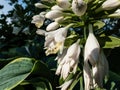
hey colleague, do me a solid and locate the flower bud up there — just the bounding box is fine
[57,0,71,9]
[45,10,63,20]
[72,0,87,16]
[51,5,63,11]
[102,0,120,10]
[46,22,59,31]
[34,3,48,8]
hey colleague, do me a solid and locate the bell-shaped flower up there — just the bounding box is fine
[56,39,80,79]
[37,24,73,56]
[92,50,109,88]
[34,2,48,8]
[31,12,46,28]
[102,0,120,10]
[83,24,100,89]
[57,79,73,90]
[45,10,63,20]
[46,22,59,31]
[56,0,71,9]
[83,24,109,89]
[72,0,87,16]
[84,24,100,66]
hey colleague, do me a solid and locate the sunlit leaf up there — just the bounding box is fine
[0,57,36,90]
[93,21,105,29]
[98,35,120,48]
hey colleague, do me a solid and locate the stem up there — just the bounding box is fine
[84,26,87,40]
[88,24,93,33]
[95,7,103,13]
[65,23,74,29]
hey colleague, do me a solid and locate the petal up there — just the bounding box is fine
[83,61,93,90]
[61,63,70,79]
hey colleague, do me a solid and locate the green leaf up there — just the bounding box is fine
[98,35,120,48]
[21,77,53,90]
[34,82,48,90]
[93,21,105,29]
[109,71,120,82]
[64,32,79,47]
[69,72,82,90]
[0,57,36,90]
[32,60,52,80]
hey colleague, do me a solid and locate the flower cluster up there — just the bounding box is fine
[31,0,120,89]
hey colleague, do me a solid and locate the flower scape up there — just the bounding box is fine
[31,0,120,90]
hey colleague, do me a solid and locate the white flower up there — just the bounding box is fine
[45,26,68,55]
[72,0,87,16]
[92,50,109,88]
[34,3,48,8]
[51,5,63,11]
[45,10,63,20]
[102,0,120,10]
[31,12,46,28]
[84,24,100,66]
[37,24,73,55]
[56,39,80,79]
[46,22,59,31]
[57,79,73,90]
[83,24,109,89]
[56,0,71,9]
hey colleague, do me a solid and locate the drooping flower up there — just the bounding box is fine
[56,39,80,79]
[72,0,87,16]
[31,12,46,28]
[84,24,100,66]
[92,50,109,88]
[83,24,100,90]
[56,0,71,9]
[102,0,120,10]
[83,24,109,90]
[36,24,73,55]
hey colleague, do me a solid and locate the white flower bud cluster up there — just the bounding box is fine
[31,0,112,90]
